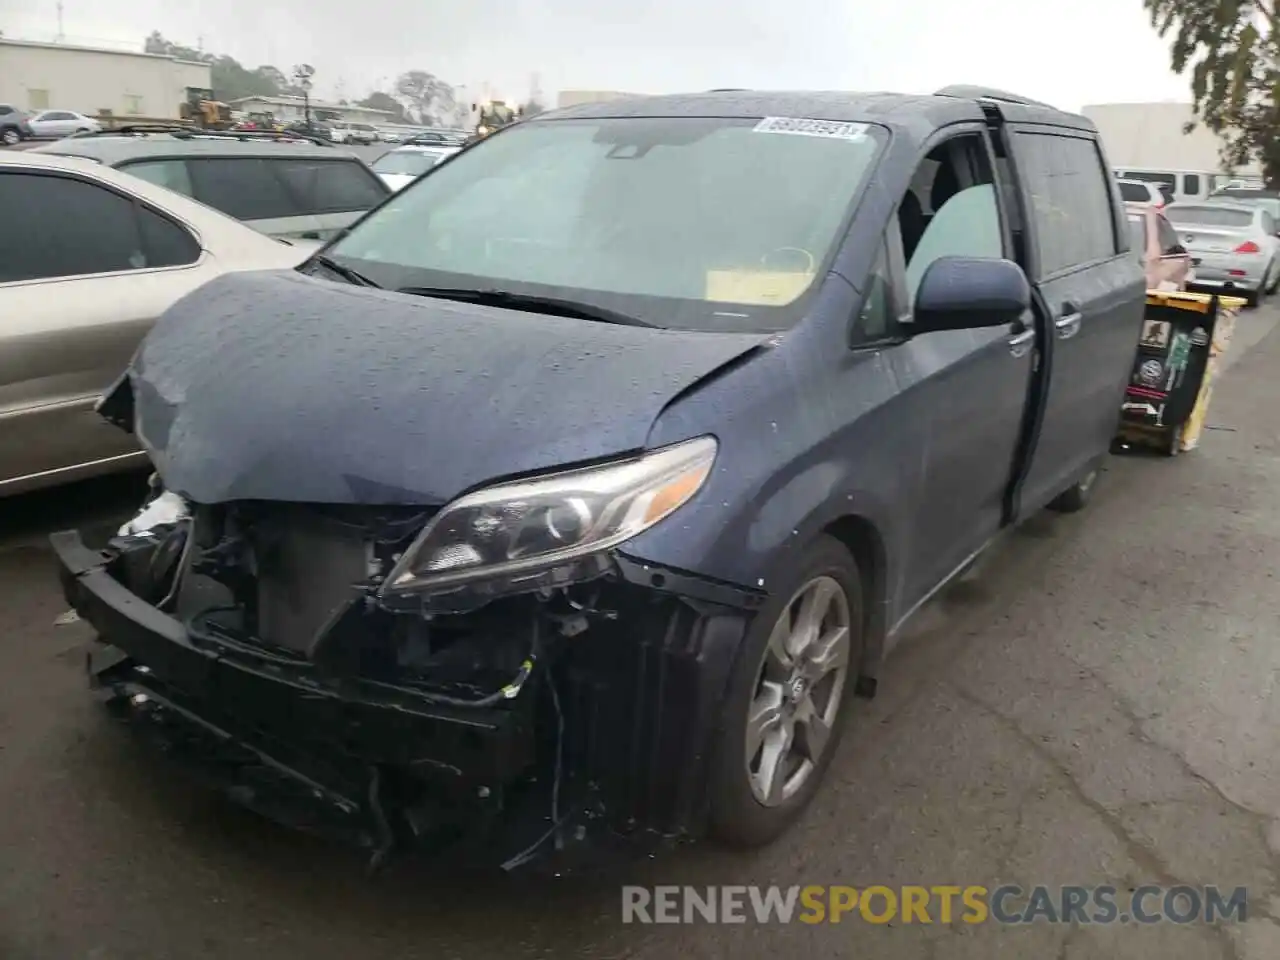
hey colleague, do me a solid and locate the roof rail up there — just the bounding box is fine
[76,125,333,147]
[69,123,192,138]
[933,85,1058,111]
[167,128,334,147]
[707,88,749,92]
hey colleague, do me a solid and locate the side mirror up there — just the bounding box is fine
[911,257,1031,334]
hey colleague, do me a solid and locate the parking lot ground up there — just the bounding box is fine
[4,306,1280,959]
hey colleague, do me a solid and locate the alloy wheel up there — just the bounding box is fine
[745,575,852,806]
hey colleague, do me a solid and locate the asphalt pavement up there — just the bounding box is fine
[5,306,1280,959]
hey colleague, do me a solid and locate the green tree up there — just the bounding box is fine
[142,32,293,103]
[395,70,457,125]
[1143,0,1280,185]
[358,91,408,123]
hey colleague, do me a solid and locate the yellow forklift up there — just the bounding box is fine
[179,88,234,130]
[472,99,522,139]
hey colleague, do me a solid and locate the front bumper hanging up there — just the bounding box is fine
[51,528,755,872]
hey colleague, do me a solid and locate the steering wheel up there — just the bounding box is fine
[760,247,816,273]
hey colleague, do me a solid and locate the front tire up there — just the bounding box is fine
[0,127,20,146]
[707,535,864,848]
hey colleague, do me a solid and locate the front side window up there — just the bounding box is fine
[327,116,888,332]
[0,172,195,282]
[1017,133,1117,276]
[905,185,1003,301]
[854,240,895,343]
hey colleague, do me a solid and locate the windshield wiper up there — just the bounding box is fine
[305,254,380,288]
[397,286,656,327]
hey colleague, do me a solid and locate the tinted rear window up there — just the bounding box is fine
[1165,206,1253,228]
[187,158,296,220]
[182,157,386,220]
[1119,181,1152,202]
[272,159,388,213]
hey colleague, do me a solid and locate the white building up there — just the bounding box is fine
[1083,102,1260,175]
[0,38,211,119]
[227,95,394,126]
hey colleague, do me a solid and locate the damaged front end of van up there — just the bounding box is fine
[51,272,772,873]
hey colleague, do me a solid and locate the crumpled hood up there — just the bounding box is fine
[125,270,768,505]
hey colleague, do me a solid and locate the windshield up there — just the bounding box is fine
[1165,205,1253,228]
[373,151,443,176]
[327,115,887,332]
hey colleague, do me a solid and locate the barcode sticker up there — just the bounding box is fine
[753,117,870,141]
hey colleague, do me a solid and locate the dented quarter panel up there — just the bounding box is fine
[126,270,769,504]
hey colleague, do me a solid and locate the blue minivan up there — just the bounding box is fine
[54,85,1145,869]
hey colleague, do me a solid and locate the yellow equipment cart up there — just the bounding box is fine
[1116,290,1245,456]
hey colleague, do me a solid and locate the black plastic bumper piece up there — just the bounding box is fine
[52,529,538,858]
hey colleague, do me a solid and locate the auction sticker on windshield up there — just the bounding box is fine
[753,117,870,141]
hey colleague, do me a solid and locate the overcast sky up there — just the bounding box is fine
[4,0,1189,108]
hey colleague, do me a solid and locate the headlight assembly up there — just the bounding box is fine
[380,435,717,597]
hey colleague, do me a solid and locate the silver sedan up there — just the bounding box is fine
[1164,200,1280,305]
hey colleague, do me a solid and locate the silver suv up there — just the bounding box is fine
[30,128,391,242]
[0,104,33,146]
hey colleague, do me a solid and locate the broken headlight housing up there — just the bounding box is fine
[380,436,717,597]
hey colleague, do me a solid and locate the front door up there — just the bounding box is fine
[887,131,1038,607]
[1006,126,1146,515]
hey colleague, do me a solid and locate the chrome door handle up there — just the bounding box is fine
[1008,328,1035,357]
[1055,312,1083,339]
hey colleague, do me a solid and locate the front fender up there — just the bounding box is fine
[623,285,915,672]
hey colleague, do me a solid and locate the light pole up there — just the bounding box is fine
[293,63,316,124]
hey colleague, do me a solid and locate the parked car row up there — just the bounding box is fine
[45,86,1154,873]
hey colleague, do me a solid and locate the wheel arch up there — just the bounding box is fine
[821,513,890,697]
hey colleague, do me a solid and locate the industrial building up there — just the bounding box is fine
[0,38,211,120]
[227,95,394,126]
[1082,101,1260,176]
